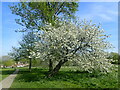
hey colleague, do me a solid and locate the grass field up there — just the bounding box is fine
[0,68,15,81]
[10,65,118,88]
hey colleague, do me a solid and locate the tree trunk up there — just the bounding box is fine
[47,60,67,77]
[49,59,53,72]
[29,58,32,72]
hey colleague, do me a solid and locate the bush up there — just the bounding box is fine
[107,52,119,64]
[2,60,15,67]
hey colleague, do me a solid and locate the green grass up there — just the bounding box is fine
[0,68,15,81]
[11,66,118,88]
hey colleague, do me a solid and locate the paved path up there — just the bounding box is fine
[0,69,19,89]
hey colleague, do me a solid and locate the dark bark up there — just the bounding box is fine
[47,59,67,77]
[49,59,53,72]
[29,58,32,72]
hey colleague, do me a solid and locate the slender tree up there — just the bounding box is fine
[9,32,39,71]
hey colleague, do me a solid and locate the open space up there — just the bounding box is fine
[10,65,118,88]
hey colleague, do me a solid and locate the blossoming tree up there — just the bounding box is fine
[36,20,113,77]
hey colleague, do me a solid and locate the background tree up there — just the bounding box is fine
[2,60,15,67]
[9,2,78,31]
[9,31,39,71]
[36,20,113,77]
[32,59,42,67]
[9,47,22,62]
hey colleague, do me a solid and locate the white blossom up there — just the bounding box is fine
[35,20,113,73]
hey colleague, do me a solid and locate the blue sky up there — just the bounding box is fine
[1,2,118,56]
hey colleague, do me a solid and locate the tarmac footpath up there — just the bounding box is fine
[0,69,19,90]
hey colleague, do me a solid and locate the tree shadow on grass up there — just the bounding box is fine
[17,68,102,83]
[17,68,48,82]
[18,70,30,74]
[2,69,15,75]
[13,68,118,88]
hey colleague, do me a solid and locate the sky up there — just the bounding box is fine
[1,2,118,56]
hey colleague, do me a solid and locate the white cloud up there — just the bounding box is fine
[92,4,117,21]
[77,2,118,22]
[98,14,113,21]
[107,10,118,16]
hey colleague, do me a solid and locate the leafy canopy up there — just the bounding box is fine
[9,32,39,60]
[9,2,78,31]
